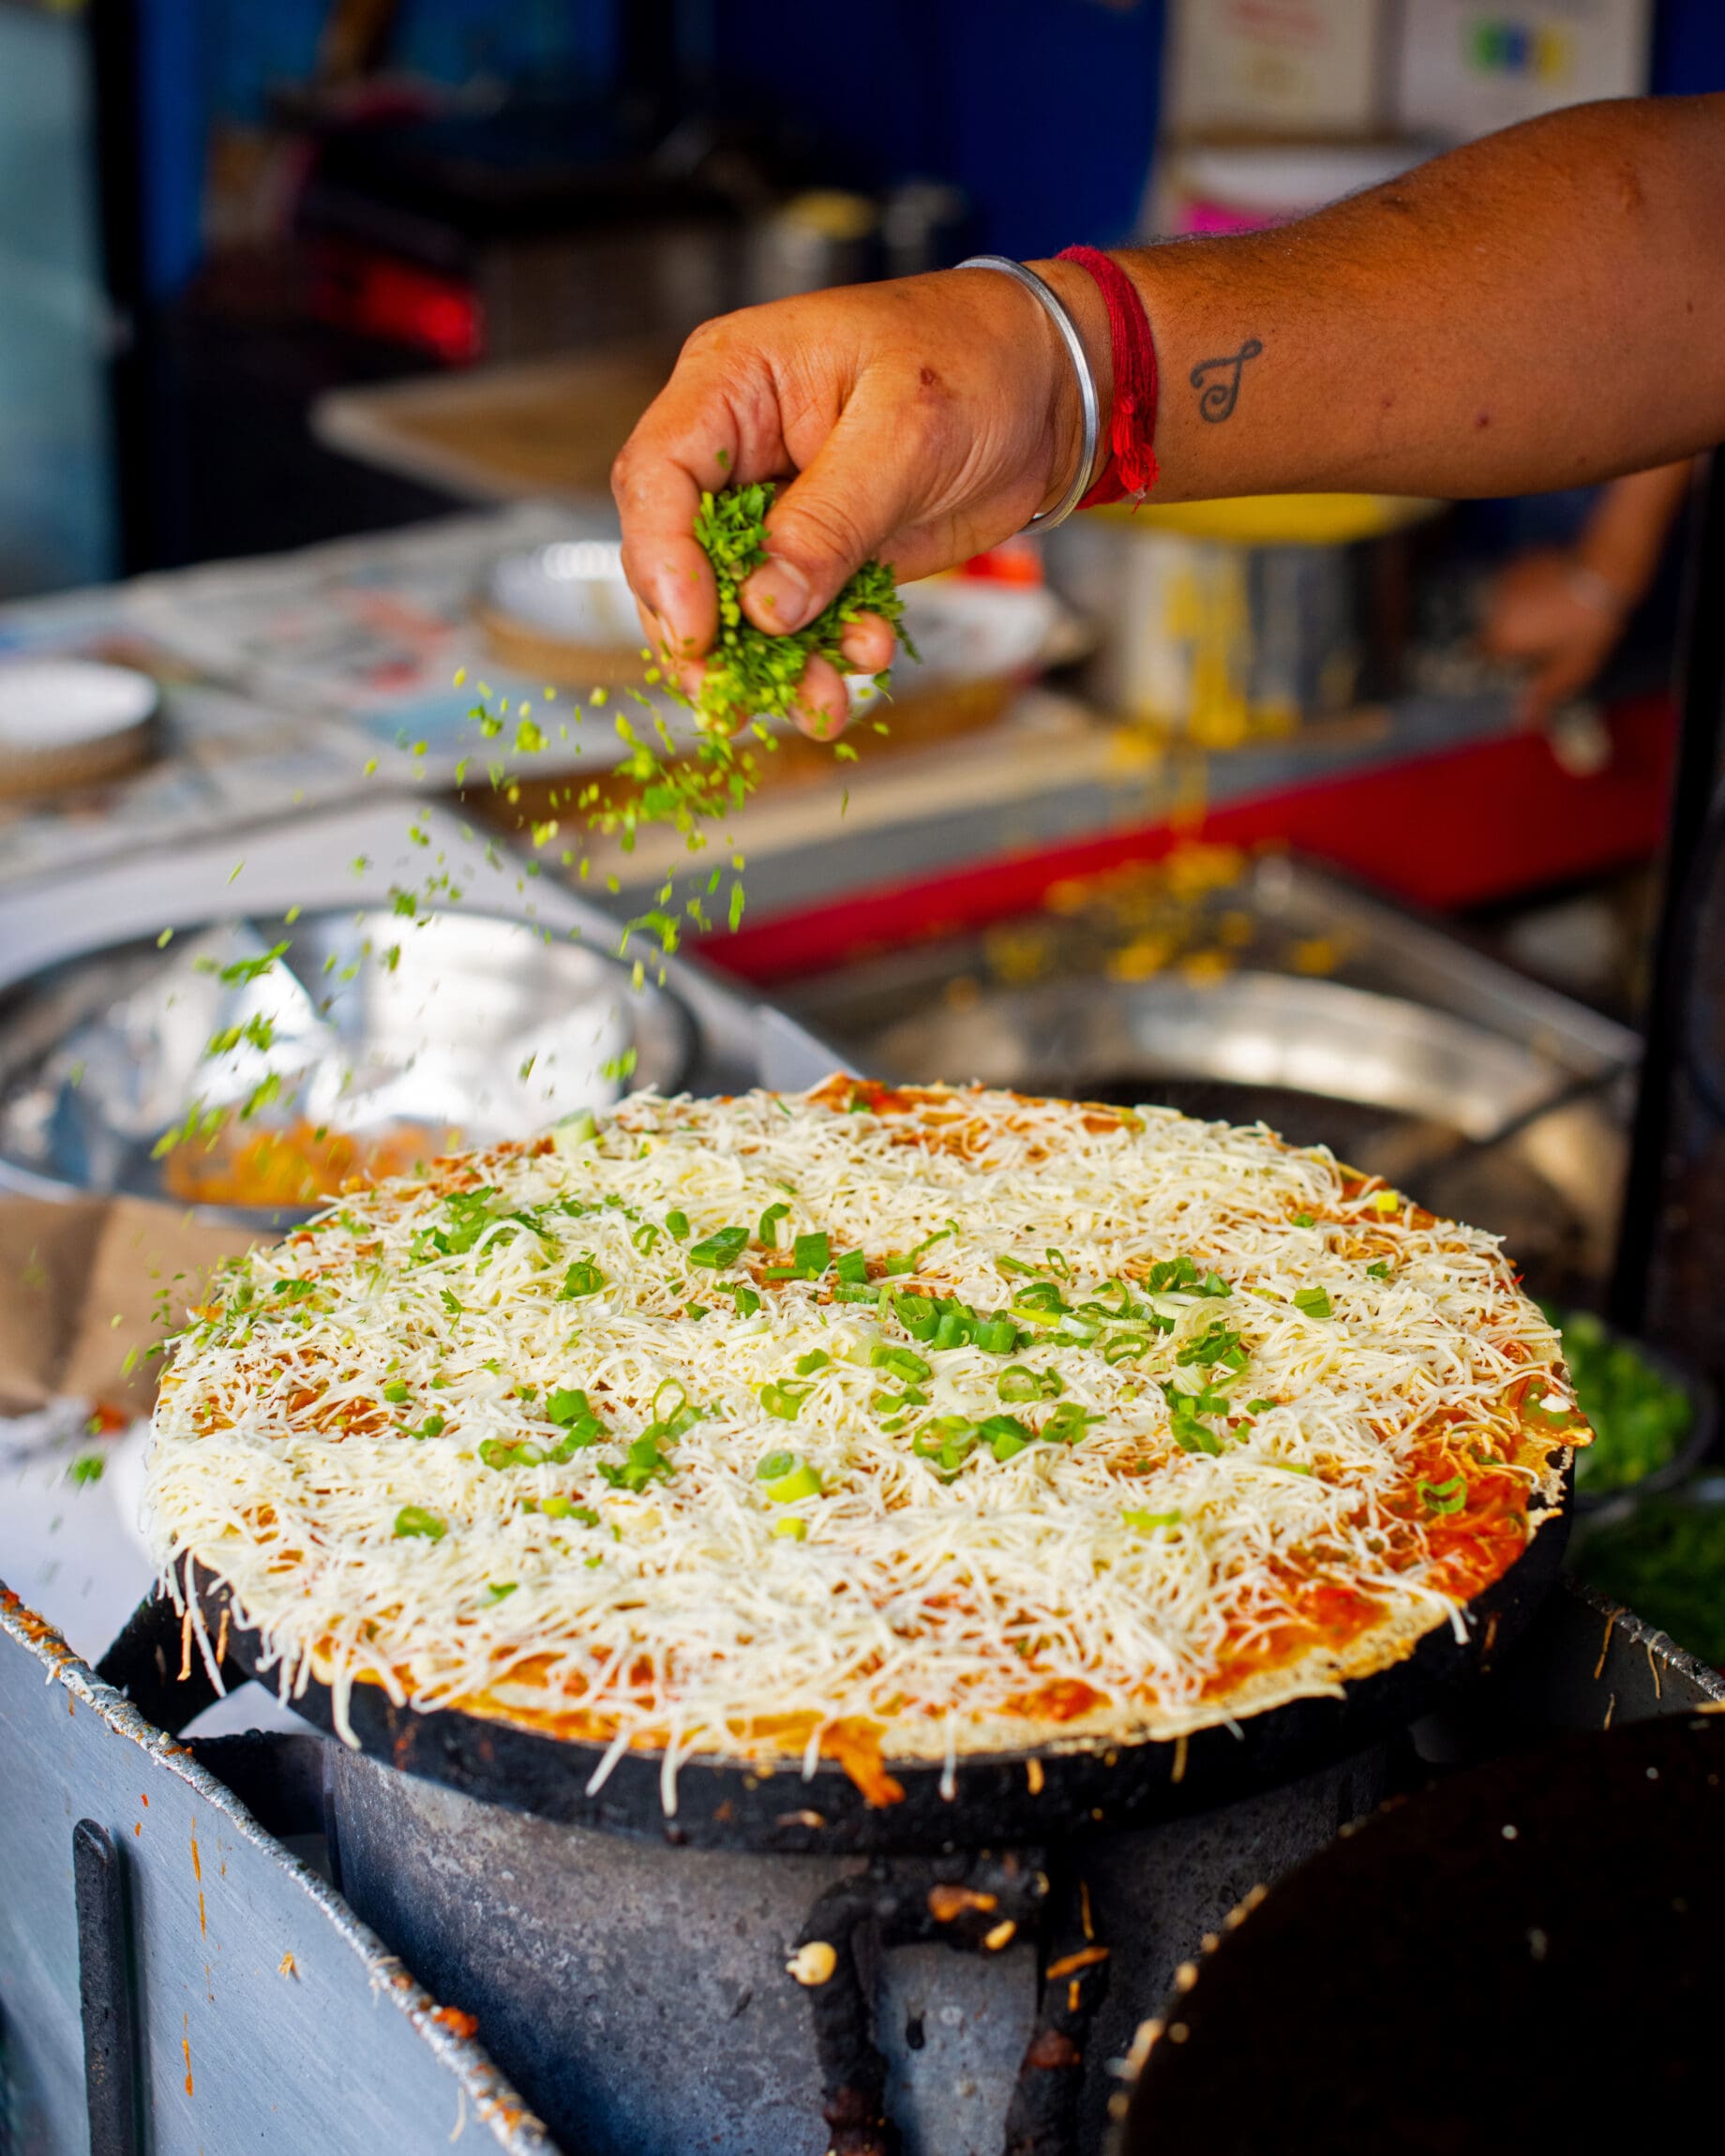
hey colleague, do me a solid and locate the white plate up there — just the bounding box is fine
[0,659,160,751]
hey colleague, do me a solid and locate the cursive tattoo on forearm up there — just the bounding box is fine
[1190,338,1264,423]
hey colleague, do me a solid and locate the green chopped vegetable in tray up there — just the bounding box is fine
[693,481,915,726]
[1542,1305,1694,1494]
[1571,1496,1725,1669]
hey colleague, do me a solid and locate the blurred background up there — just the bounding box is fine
[6,0,1725,1654]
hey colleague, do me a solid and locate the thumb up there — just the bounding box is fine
[739,389,930,634]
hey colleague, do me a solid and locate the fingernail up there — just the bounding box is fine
[743,556,813,633]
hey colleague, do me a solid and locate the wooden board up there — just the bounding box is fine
[311,343,676,503]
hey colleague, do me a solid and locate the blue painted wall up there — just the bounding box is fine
[1652,0,1725,93]
[713,0,1165,259]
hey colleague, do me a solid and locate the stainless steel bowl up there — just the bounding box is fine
[864,968,1627,1301]
[0,908,692,1225]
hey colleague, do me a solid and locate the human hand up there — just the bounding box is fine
[611,266,1102,737]
[1478,547,1628,726]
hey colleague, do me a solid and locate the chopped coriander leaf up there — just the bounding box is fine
[691,481,913,726]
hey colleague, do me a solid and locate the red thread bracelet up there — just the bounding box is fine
[1056,245,1159,508]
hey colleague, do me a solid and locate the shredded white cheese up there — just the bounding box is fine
[144,1082,1575,1782]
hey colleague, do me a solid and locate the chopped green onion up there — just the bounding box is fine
[1101,1329,1154,1367]
[756,1449,797,1482]
[728,1284,762,1316]
[908,1223,956,1266]
[834,1248,870,1286]
[1293,1212,1314,1228]
[1366,1260,1391,1280]
[1042,1401,1101,1446]
[394,1505,445,1540]
[382,1380,409,1404]
[998,1364,1064,1402]
[871,1342,933,1383]
[759,1380,813,1421]
[1294,1287,1332,1321]
[599,1434,676,1492]
[773,1517,809,1540]
[791,1230,830,1277]
[1176,1323,1248,1370]
[795,1349,832,1377]
[931,1307,975,1352]
[1419,1476,1466,1516]
[486,1581,518,1601]
[665,1209,690,1239]
[1122,1508,1182,1532]
[632,1223,661,1255]
[541,1496,600,1525]
[559,1258,606,1299]
[688,1225,748,1269]
[974,1315,1022,1355]
[758,1201,791,1247]
[911,1416,981,1476]
[1246,1398,1277,1415]
[894,1292,939,1340]
[761,1458,822,1504]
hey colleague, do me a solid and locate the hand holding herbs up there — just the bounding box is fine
[686,481,911,735]
[611,270,1091,731]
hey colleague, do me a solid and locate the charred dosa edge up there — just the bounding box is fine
[144,1080,1581,1821]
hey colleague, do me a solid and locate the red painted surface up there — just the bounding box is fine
[699,695,1676,986]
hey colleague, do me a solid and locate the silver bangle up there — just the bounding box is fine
[956,253,1102,532]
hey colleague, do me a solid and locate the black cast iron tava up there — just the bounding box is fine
[103,1476,1570,1857]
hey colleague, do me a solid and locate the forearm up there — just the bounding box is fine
[1575,459,1694,605]
[1034,97,1725,505]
